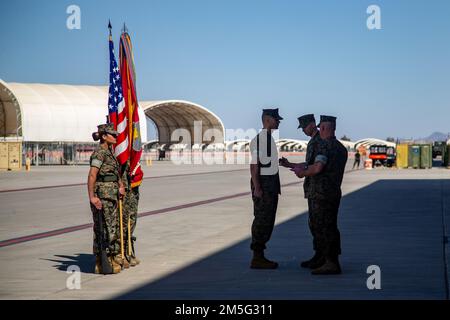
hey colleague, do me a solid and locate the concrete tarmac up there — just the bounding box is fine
[0,159,449,299]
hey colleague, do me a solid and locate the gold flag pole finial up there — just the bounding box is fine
[108,20,112,39]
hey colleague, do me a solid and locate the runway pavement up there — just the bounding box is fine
[0,159,449,299]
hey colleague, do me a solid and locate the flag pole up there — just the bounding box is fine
[107,20,112,124]
[119,198,125,260]
[128,217,132,256]
[108,20,112,38]
[109,19,125,262]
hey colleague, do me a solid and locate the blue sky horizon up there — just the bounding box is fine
[1,0,449,141]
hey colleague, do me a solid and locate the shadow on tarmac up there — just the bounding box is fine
[43,253,94,274]
[109,179,449,299]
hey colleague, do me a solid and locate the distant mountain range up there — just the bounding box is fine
[399,132,450,143]
[419,132,449,142]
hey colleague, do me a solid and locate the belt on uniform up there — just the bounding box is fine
[97,175,118,182]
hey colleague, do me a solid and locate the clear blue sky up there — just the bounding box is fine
[1,0,449,140]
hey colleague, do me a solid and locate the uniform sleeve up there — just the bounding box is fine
[90,151,105,169]
[314,140,329,165]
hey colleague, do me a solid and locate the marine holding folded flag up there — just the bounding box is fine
[87,22,143,274]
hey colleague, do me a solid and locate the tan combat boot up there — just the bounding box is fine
[110,256,122,274]
[128,255,140,267]
[122,256,130,269]
[250,250,278,269]
[94,256,102,274]
[311,257,341,275]
[115,254,130,269]
[300,252,325,269]
[113,255,123,265]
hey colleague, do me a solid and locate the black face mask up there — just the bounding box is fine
[104,132,117,138]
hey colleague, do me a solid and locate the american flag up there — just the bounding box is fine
[108,28,129,164]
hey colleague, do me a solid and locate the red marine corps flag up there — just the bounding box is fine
[119,24,144,188]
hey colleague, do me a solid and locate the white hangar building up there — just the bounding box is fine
[0,80,224,165]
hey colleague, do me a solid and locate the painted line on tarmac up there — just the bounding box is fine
[0,223,93,248]
[0,181,299,248]
[0,168,248,194]
[0,168,360,248]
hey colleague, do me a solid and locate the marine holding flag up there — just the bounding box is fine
[86,23,127,274]
[119,25,143,266]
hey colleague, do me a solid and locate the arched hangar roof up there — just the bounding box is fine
[0,82,225,146]
[0,80,148,143]
[276,139,308,150]
[224,139,251,151]
[354,138,396,149]
[140,100,225,145]
[339,140,356,150]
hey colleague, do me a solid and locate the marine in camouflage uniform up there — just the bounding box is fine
[280,114,324,268]
[121,160,141,266]
[88,123,124,274]
[294,115,348,274]
[249,108,283,269]
[299,114,324,268]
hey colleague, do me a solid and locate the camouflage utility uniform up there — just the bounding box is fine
[250,130,281,252]
[90,146,121,257]
[121,161,140,259]
[303,131,322,253]
[307,137,348,259]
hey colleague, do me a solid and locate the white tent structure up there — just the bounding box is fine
[276,139,308,152]
[339,140,356,150]
[225,138,310,153]
[354,138,396,150]
[0,80,224,164]
[0,80,148,143]
[225,139,250,152]
[140,100,224,146]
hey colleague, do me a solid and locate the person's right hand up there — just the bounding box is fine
[119,186,126,198]
[291,166,305,178]
[253,187,263,198]
[294,163,306,170]
[90,196,102,210]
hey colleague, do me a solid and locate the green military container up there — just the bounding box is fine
[419,144,432,169]
[440,144,446,166]
[445,145,450,168]
[409,145,421,169]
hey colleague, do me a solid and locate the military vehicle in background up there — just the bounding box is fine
[432,141,447,159]
[369,144,396,167]
[386,146,396,167]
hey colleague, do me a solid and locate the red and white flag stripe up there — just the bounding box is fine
[114,99,129,164]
